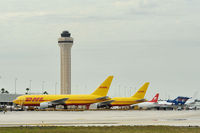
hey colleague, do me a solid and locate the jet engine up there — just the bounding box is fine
[40,102,53,109]
[97,103,111,109]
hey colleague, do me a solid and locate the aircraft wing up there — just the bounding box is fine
[96,96,110,100]
[99,100,115,105]
[135,99,146,102]
[50,98,69,105]
[39,98,69,109]
[97,100,115,108]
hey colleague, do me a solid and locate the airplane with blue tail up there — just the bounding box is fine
[167,96,190,106]
[154,96,190,110]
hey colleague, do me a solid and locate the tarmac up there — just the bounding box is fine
[0,110,200,127]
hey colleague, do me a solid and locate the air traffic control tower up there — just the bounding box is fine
[58,31,74,94]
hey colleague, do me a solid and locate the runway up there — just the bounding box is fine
[0,110,200,127]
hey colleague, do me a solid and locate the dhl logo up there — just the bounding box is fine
[25,97,45,102]
[138,91,144,93]
[99,86,107,88]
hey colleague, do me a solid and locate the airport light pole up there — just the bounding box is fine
[29,80,32,93]
[118,85,121,97]
[29,80,32,89]
[14,78,17,94]
[42,81,45,94]
[125,86,127,97]
[55,82,58,95]
[0,76,1,88]
[129,87,132,97]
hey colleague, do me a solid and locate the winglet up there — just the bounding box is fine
[131,82,149,99]
[148,93,159,102]
[91,76,113,96]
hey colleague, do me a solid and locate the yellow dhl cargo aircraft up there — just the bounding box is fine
[97,82,149,109]
[13,76,113,109]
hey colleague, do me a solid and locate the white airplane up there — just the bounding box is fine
[131,93,159,109]
[155,96,189,110]
[156,100,172,107]
[185,92,198,105]
[185,92,199,110]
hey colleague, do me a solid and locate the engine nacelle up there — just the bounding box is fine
[40,102,53,109]
[97,103,111,109]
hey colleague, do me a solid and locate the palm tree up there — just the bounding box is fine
[43,91,48,95]
[1,88,5,94]
[26,88,30,94]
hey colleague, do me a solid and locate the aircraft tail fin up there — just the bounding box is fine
[149,93,159,102]
[131,82,149,99]
[167,96,190,105]
[91,76,113,96]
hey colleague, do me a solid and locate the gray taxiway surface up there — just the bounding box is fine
[0,110,200,127]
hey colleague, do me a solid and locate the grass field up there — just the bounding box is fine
[0,126,200,133]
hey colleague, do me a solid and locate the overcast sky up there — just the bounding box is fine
[0,0,200,99]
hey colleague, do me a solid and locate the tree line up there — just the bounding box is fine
[1,88,48,94]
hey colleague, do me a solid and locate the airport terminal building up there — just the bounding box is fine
[0,94,22,106]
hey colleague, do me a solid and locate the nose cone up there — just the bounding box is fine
[13,99,19,105]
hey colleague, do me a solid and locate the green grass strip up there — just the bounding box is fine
[0,126,200,133]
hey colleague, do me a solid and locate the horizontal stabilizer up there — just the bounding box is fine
[135,99,146,102]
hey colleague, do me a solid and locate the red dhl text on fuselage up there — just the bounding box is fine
[21,95,102,105]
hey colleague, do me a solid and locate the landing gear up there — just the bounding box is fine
[86,105,90,110]
[97,104,111,109]
[105,105,111,109]
[21,106,25,111]
[64,105,68,109]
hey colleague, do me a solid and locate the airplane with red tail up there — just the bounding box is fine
[131,93,159,109]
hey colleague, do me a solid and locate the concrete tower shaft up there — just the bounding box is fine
[58,31,74,94]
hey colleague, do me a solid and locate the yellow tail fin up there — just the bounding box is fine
[91,76,114,96]
[132,82,149,99]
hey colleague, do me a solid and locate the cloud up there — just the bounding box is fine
[0,11,54,21]
[0,0,200,96]
[113,0,157,8]
[112,0,199,16]
[0,0,197,23]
